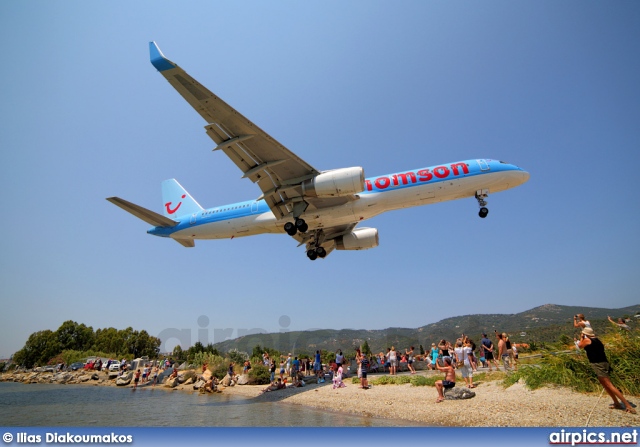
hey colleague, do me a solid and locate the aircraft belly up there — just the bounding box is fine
[171,212,279,240]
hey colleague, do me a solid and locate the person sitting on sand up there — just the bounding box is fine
[262,378,286,393]
[434,358,456,403]
[169,367,178,380]
[576,327,636,414]
[203,377,217,393]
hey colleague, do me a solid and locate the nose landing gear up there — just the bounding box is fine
[475,190,489,218]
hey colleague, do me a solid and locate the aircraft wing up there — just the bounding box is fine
[150,42,354,220]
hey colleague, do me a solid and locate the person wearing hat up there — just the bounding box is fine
[576,327,636,414]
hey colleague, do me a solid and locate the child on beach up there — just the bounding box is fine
[434,358,455,403]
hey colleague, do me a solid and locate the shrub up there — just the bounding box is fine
[504,330,640,395]
[409,375,434,386]
[247,364,271,385]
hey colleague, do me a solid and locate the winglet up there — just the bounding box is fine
[149,41,176,72]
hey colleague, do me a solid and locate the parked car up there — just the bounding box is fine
[68,362,85,371]
[108,362,121,372]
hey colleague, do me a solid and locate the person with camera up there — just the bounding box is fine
[573,313,591,329]
[576,327,636,414]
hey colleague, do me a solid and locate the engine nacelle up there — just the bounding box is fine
[335,228,379,250]
[301,167,365,198]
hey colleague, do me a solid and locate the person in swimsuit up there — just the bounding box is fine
[435,357,456,403]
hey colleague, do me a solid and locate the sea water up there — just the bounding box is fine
[0,382,416,427]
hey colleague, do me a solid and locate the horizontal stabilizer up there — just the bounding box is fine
[107,197,178,228]
[174,238,195,248]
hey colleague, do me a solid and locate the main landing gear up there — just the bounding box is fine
[475,190,489,219]
[283,220,327,261]
[306,246,326,261]
[284,218,308,236]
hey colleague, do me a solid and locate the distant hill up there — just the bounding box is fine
[212,304,639,356]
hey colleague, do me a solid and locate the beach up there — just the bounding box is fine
[3,369,637,427]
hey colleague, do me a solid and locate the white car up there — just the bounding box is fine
[108,363,121,372]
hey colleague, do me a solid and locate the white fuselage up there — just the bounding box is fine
[158,160,529,242]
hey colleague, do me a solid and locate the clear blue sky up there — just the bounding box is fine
[1,1,639,358]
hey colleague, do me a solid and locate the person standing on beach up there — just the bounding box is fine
[430,343,439,369]
[336,350,344,368]
[511,342,519,371]
[576,327,636,414]
[388,346,398,375]
[357,351,370,389]
[496,332,510,371]
[481,333,500,371]
[269,360,276,384]
[134,369,141,389]
[292,357,300,379]
[405,347,416,374]
[227,362,235,382]
[314,350,323,382]
[434,358,456,403]
[151,366,159,387]
[285,353,292,377]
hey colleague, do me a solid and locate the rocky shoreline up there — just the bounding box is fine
[2,370,637,426]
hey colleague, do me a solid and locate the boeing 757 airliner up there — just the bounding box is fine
[107,42,530,261]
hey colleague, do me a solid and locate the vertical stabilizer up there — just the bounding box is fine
[161,179,203,218]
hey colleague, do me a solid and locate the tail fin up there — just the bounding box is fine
[161,179,204,218]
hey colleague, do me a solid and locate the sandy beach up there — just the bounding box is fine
[4,368,637,427]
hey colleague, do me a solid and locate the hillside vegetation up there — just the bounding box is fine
[211,304,639,354]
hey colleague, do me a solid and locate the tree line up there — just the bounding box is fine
[12,320,161,368]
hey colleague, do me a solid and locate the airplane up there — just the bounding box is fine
[107,42,530,261]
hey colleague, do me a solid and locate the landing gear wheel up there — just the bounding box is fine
[295,218,308,233]
[284,222,297,236]
[479,207,489,218]
[307,249,318,261]
[315,246,327,258]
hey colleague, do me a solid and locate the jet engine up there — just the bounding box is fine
[301,167,365,198]
[335,227,379,250]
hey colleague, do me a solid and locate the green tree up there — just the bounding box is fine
[131,330,161,358]
[56,321,94,352]
[173,345,184,362]
[13,330,60,368]
[362,340,372,356]
[93,327,122,355]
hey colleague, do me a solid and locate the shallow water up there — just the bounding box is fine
[0,382,417,427]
